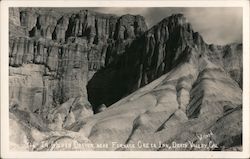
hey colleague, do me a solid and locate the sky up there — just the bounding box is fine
[89,7,242,45]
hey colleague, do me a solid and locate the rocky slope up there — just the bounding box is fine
[9,8,242,151]
[87,14,242,112]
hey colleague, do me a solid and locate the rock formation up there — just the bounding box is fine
[9,8,242,151]
[87,14,242,112]
[9,7,147,128]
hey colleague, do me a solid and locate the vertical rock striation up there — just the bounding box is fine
[9,8,148,129]
[9,8,242,151]
[87,14,242,112]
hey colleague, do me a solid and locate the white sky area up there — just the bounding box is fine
[89,7,242,45]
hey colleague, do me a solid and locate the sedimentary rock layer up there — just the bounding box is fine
[9,8,242,151]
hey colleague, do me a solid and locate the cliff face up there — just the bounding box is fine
[9,8,148,129]
[87,14,242,112]
[9,8,242,151]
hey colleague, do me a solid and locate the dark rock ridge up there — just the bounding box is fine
[87,14,242,112]
[9,8,147,129]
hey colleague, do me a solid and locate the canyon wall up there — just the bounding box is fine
[9,7,147,128]
[9,8,243,151]
[87,14,242,112]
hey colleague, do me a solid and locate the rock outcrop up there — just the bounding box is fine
[87,14,242,112]
[9,8,148,131]
[9,8,242,151]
